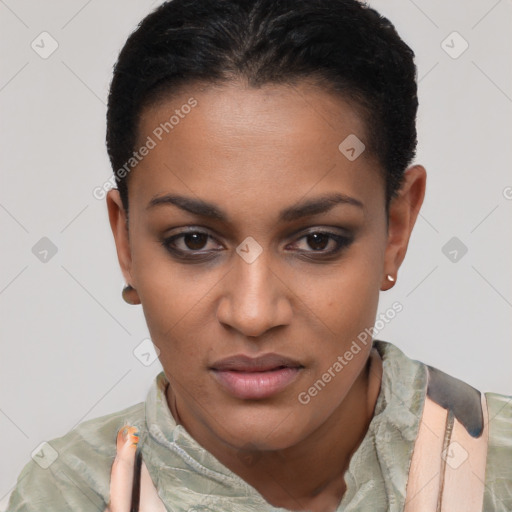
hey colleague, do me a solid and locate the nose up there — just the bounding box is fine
[216,247,293,339]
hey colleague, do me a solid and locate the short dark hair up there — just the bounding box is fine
[106,0,418,215]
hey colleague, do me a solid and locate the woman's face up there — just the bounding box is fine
[108,80,422,451]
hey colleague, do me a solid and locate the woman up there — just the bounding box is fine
[8,0,511,511]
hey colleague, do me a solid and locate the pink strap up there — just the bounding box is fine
[404,391,489,511]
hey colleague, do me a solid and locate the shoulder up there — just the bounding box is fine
[7,400,145,512]
[416,356,512,509]
[374,339,512,510]
[418,361,512,510]
[483,391,512,511]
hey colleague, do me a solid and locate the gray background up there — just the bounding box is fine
[1,0,511,507]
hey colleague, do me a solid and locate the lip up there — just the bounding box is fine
[210,353,304,400]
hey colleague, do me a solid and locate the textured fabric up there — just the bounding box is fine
[7,340,512,511]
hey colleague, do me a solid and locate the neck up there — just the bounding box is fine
[167,347,383,512]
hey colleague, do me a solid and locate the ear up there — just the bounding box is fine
[106,189,135,287]
[381,165,427,291]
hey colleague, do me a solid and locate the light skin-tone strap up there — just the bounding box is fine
[404,382,489,511]
[438,392,489,511]
[404,396,448,511]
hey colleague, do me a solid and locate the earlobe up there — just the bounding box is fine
[381,165,427,289]
[106,189,134,287]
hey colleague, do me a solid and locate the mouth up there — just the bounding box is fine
[209,353,304,400]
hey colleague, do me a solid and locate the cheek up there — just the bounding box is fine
[132,254,225,393]
[294,266,380,422]
[130,243,195,360]
[299,245,382,389]
[132,236,206,330]
[310,252,382,334]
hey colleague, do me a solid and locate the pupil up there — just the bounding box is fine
[185,233,207,250]
[308,233,328,251]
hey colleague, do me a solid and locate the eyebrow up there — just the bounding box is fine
[146,192,364,223]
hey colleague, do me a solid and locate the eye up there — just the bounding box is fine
[161,230,222,256]
[287,230,353,257]
[161,227,354,262]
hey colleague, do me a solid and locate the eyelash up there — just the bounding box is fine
[160,228,354,261]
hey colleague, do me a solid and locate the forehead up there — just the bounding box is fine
[137,80,369,152]
[129,81,384,220]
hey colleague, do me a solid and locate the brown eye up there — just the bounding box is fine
[161,228,353,263]
[305,233,330,251]
[182,232,209,250]
[161,229,223,260]
[287,230,354,258]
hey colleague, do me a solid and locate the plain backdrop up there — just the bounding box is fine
[1,0,511,507]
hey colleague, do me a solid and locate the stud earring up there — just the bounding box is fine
[122,284,140,305]
[381,273,396,291]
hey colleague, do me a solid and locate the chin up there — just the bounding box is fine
[211,403,314,451]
